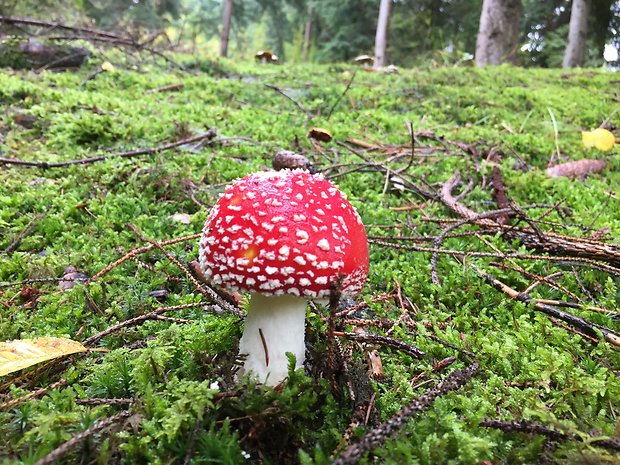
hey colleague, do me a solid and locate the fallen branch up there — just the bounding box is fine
[331,362,479,465]
[0,129,217,169]
[470,264,620,347]
[334,331,426,360]
[480,418,620,452]
[82,302,207,346]
[264,83,313,118]
[0,16,183,68]
[33,411,132,465]
[2,207,50,254]
[440,172,620,268]
[126,224,243,317]
[369,239,620,277]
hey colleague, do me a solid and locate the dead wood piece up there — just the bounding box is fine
[331,362,479,465]
[0,39,89,69]
[146,83,184,94]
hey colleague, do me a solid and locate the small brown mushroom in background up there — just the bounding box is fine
[59,267,89,291]
[353,54,374,68]
[382,64,399,74]
[255,50,279,64]
[272,150,319,174]
[13,111,38,129]
[307,127,332,143]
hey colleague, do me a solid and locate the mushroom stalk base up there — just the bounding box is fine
[237,293,307,386]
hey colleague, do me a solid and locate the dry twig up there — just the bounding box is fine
[32,411,132,465]
[480,418,620,452]
[471,264,620,347]
[0,130,216,169]
[331,362,479,465]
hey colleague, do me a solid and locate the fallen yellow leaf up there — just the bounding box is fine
[0,337,88,376]
[581,128,615,151]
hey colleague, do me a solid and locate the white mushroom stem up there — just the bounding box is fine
[237,293,307,386]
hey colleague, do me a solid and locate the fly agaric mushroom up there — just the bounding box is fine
[199,169,368,385]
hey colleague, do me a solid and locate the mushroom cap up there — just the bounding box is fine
[353,54,374,64]
[199,169,369,299]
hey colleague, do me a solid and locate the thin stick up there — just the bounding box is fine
[471,264,620,347]
[334,331,425,360]
[83,302,206,346]
[264,83,313,118]
[0,380,67,410]
[3,208,50,254]
[88,233,201,282]
[480,418,620,452]
[326,70,357,120]
[369,238,620,276]
[0,130,216,169]
[258,328,269,367]
[331,363,479,465]
[33,411,132,465]
[126,224,243,317]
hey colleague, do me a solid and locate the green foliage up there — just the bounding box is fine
[0,59,618,465]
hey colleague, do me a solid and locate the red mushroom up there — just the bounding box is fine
[199,169,368,385]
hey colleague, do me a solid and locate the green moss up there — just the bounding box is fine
[0,60,618,464]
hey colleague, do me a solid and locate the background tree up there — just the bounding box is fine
[220,0,233,57]
[374,0,391,68]
[387,0,482,66]
[313,0,377,62]
[562,0,591,67]
[302,3,314,61]
[475,0,523,65]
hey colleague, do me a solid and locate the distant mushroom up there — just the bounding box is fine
[255,50,279,64]
[199,169,369,385]
[353,54,374,67]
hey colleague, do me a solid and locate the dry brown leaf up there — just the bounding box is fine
[0,337,88,376]
[546,159,607,178]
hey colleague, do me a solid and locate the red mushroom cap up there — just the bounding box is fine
[199,169,368,298]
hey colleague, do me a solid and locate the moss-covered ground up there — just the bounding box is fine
[0,57,619,464]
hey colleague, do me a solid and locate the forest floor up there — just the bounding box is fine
[0,57,619,465]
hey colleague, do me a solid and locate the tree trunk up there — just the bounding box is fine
[374,0,391,68]
[302,6,313,62]
[475,0,523,66]
[563,0,591,68]
[219,0,233,58]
